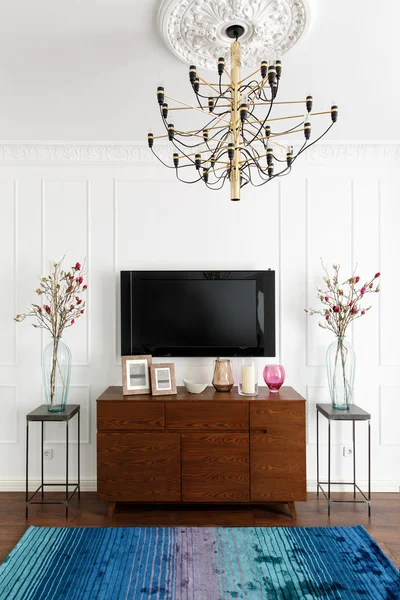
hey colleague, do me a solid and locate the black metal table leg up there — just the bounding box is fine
[41,421,44,500]
[368,419,371,517]
[78,409,81,500]
[328,419,331,516]
[353,420,356,499]
[66,420,69,519]
[316,407,319,497]
[26,421,29,519]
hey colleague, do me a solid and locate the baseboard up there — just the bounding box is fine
[0,478,398,493]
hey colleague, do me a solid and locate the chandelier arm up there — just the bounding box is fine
[171,112,231,139]
[240,132,264,163]
[164,94,231,124]
[197,75,229,98]
[271,119,306,136]
[150,148,177,169]
[244,95,276,145]
[248,77,274,100]
[212,128,231,155]
[205,173,229,190]
[295,122,334,157]
[175,170,204,184]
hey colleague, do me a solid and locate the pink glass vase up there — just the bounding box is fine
[263,364,286,392]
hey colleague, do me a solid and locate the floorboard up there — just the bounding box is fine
[0,492,399,569]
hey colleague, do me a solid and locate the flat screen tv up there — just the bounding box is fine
[120,270,275,357]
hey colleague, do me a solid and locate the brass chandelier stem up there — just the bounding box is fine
[230,40,241,202]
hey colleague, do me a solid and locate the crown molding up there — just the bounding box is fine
[0,142,399,164]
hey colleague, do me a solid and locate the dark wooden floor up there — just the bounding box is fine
[0,492,399,569]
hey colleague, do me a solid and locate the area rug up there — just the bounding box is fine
[0,526,399,599]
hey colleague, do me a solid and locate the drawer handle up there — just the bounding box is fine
[264,429,268,434]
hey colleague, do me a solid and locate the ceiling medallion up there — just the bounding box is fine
[159,0,312,70]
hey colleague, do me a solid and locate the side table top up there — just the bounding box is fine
[26,404,80,421]
[317,403,371,420]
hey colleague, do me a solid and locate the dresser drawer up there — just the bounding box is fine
[97,401,164,431]
[250,402,305,450]
[166,402,248,430]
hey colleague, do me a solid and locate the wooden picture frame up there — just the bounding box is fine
[122,355,152,395]
[150,363,177,396]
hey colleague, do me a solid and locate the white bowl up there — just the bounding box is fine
[183,379,208,394]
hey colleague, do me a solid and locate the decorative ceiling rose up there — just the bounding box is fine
[159,0,312,69]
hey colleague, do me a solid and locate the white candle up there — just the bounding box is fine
[242,364,255,394]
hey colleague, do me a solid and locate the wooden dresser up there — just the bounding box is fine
[97,385,306,517]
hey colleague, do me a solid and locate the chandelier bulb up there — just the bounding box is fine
[203,167,209,183]
[173,153,179,167]
[189,65,197,84]
[217,57,225,76]
[275,59,282,80]
[162,103,168,119]
[195,153,202,170]
[306,95,313,113]
[331,104,338,122]
[203,129,209,141]
[304,122,311,140]
[208,97,215,112]
[261,61,268,79]
[228,142,235,161]
[157,86,165,106]
[271,82,278,99]
[147,131,154,149]
[210,154,216,166]
[168,123,175,141]
[265,125,271,139]
[268,65,276,86]
[193,77,200,94]
[268,163,274,178]
[267,145,274,166]
[286,146,293,167]
[240,94,248,122]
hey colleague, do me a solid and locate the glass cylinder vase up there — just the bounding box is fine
[263,364,286,392]
[238,359,258,396]
[326,336,355,410]
[42,337,71,412]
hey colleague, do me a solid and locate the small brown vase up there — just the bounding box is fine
[212,358,234,392]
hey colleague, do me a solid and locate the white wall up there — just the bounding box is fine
[0,142,399,492]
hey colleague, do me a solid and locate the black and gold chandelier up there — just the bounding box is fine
[148,25,338,202]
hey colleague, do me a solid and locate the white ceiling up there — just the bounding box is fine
[0,0,398,141]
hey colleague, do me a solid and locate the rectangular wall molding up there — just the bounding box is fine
[0,385,17,444]
[0,157,398,491]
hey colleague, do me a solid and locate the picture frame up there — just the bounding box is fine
[150,363,177,396]
[122,355,152,395]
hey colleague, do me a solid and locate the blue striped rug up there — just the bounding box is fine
[0,525,399,599]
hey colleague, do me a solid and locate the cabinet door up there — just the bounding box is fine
[250,402,306,502]
[97,432,181,502]
[182,433,249,502]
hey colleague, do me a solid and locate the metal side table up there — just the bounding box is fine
[316,403,371,516]
[26,404,80,519]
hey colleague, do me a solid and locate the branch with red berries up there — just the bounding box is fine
[15,256,87,338]
[305,261,380,337]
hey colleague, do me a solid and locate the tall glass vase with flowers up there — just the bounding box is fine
[305,262,380,410]
[15,257,87,412]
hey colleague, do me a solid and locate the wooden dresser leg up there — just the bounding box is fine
[287,502,297,519]
[107,502,116,518]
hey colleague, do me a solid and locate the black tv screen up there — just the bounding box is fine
[121,271,275,357]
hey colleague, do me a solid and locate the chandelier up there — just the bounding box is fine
[148,25,338,202]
